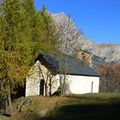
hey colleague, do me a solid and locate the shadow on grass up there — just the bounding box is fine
[42,101,120,120]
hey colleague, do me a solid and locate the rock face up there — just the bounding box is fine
[52,12,120,64]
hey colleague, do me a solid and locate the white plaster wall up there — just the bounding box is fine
[26,61,50,96]
[66,75,99,94]
[26,61,60,96]
[26,61,41,96]
[50,74,60,94]
[26,76,40,96]
[26,60,99,96]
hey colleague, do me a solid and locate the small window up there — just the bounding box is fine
[91,81,94,93]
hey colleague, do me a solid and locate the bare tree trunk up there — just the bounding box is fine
[45,76,48,97]
[45,83,48,97]
[5,98,8,113]
[61,75,66,96]
[8,88,13,115]
[49,78,52,96]
[49,75,54,96]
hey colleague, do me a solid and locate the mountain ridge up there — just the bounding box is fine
[52,12,120,63]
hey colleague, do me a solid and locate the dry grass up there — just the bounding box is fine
[10,96,68,120]
[1,93,120,120]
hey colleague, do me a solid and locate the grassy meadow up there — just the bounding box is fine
[0,93,120,120]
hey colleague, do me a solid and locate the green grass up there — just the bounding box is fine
[0,93,120,120]
[48,93,120,120]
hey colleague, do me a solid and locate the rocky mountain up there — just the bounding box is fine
[52,12,120,64]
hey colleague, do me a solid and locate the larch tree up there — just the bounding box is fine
[0,0,34,114]
[0,0,61,114]
[33,6,61,97]
[37,6,60,55]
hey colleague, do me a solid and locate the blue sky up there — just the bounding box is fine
[34,0,120,44]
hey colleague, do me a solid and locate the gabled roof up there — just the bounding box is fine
[37,54,99,77]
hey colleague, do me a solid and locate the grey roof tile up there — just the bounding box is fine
[40,54,99,77]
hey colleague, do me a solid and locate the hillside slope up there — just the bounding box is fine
[1,93,120,120]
